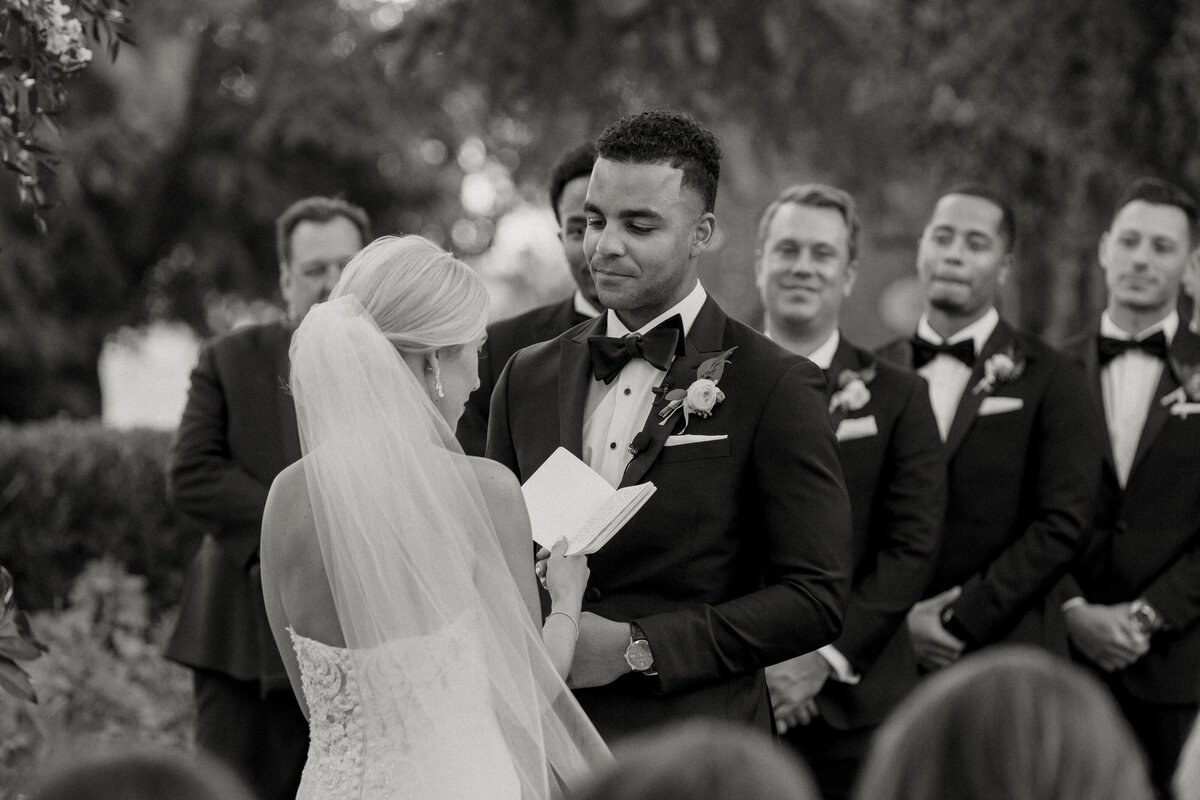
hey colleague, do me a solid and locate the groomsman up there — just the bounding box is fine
[1060,178,1200,797]
[877,186,1103,669]
[488,110,853,742]
[457,143,604,455]
[168,197,370,800]
[757,184,943,800]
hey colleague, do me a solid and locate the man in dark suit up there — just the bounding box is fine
[487,110,852,743]
[876,186,1103,671]
[457,144,604,455]
[755,184,943,800]
[166,197,369,800]
[1061,177,1200,797]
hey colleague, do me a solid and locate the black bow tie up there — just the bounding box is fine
[1097,331,1168,365]
[588,315,685,384]
[911,336,976,369]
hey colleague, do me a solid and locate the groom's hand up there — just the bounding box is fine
[567,613,634,689]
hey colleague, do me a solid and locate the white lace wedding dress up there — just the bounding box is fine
[290,612,521,800]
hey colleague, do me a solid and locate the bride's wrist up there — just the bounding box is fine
[548,600,581,618]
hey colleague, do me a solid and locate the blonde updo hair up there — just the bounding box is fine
[329,235,488,353]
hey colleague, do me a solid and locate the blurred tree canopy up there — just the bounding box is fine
[2,0,1198,420]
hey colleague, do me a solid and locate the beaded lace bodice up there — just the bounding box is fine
[289,614,520,800]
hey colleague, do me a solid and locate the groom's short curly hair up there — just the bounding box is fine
[595,110,722,213]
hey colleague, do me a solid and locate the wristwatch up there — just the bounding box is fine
[1130,598,1163,636]
[624,622,657,675]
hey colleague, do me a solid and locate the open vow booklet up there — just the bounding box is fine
[521,447,656,555]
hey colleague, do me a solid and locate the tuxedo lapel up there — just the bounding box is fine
[619,298,729,488]
[1080,330,1118,477]
[825,336,868,429]
[943,321,1014,456]
[1128,330,1196,477]
[558,316,605,459]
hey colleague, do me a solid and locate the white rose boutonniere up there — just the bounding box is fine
[829,364,877,415]
[1160,359,1200,418]
[658,347,737,431]
[971,346,1026,395]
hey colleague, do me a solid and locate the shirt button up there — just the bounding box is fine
[609,442,617,449]
[624,388,631,395]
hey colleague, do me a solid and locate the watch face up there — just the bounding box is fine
[625,640,654,672]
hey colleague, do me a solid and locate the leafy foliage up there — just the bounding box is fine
[0,420,193,614]
[0,565,47,703]
[0,0,131,229]
[0,559,192,799]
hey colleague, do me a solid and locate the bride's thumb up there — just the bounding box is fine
[551,538,569,558]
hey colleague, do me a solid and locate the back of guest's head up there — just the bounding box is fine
[329,235,488,353]
[854,647,1153,800]
[595,109,722,213]
[549,143,597,222]
[1111,177,1198,237]
[28,747,256,800]
[756,183,863,262]
[275,195,371,264]
[570,719,818,800]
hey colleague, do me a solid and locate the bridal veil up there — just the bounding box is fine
[289,291,608,799]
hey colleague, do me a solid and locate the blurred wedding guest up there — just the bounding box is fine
[571,719,819,800]
[166,196,369,800]
[1174,714,1200,800]
[757,184,943,800]
[1059,177,1200,799]
[457,143,604,455]
[854,647,1154,800]
[28,747,257,800]
[877,185,1103,671]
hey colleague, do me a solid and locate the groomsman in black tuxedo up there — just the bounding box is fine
[488,110,853,742]
[1060,177,1200,798]
[757,184,943,800]
[457,144,604,455]
[877,186,1103,670]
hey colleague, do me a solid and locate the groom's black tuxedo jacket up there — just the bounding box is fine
[1062,324,1200,705]
[813,337,944,731]
[877,319,1103,654]
[487,297,853,741]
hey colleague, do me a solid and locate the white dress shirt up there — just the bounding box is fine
[574,290,603,320]
[804,329,840,371]
[583,283,708,488]
[1100,311,1177,487]
[916,308,1000,441]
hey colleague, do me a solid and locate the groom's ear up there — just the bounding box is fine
[690,213,716,257]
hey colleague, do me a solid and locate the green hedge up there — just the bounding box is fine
[0,421,195,614]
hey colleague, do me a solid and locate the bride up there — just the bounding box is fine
[260,235,609,799]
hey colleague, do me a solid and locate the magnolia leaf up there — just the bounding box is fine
[664,388,687,402]
[698,347,737,382]
[0,657,38,703]
[0,635,43,661]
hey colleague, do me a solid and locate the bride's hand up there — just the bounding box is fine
[541,538,589,607]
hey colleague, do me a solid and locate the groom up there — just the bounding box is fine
[488,110,852,741]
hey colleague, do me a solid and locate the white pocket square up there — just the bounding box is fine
[836,415,878,441]
[978,396,1024,416]
[663,434,728,447]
